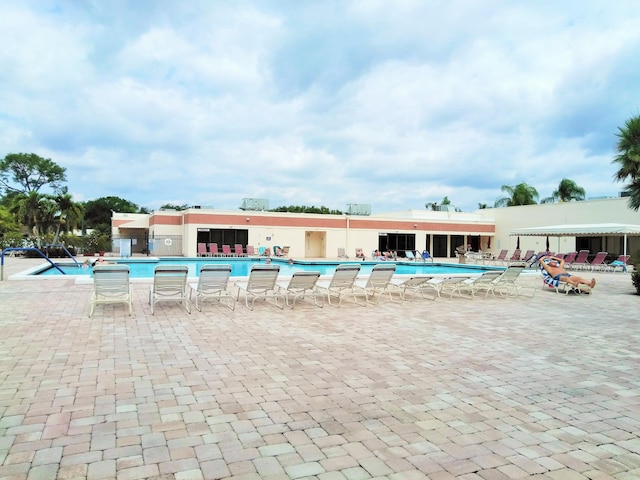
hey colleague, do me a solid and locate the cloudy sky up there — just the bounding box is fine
[1,1,639,213]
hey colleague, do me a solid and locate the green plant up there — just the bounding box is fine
[632,265,640,295]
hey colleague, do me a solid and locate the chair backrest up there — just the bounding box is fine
[522,250,535,261]
[222,245,232,255]
[496,249,508,260]
[153,265,188,293]
[590,252,607,266]
[617,255,630,264]
[337,248,347,258]
[509,249,521,261]
[399,276,434,287]
[246,265,280,291]
[474,271,502,283]
[198,264,232,291]
[498,265,524,283]
[285,271,321,291]
[563,251,577,263]
[197,243,207,255]
[405,251,415,259]
[234,244,244,255]
[209,243,219,255]
[574,250,590,264]
[93,265,130,295]
[246,245,255,255]
[366,264,396,288]
[329,264,360,288]
[258,246,266,255]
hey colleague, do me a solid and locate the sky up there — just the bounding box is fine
[1,1,639,214]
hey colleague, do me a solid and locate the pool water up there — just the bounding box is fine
[36,258,502,278]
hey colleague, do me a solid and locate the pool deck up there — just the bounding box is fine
[0,257,639,479]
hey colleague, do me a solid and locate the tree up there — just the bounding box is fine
[83,196,140,229]
[8,191,54,244]
[52,188,84,243]
[0,153,66,194]
[494,183,539,207]
[160,203,189,211]
[613,114,640,211]
[542,178,586,203]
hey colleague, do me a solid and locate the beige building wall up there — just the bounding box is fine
[113,198,639,260]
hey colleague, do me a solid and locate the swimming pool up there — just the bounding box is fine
[34,257,502,278]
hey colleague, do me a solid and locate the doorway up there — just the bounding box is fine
[305,231,326,258]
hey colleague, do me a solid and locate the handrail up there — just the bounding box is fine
[44,243,80,267]
[1,247,66,281]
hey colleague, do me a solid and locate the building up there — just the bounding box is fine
[112,197,640,261]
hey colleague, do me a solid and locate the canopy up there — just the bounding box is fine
[509,223,640,237]
[509,223,640,256]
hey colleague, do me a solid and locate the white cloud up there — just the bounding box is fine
[1,1,639,213]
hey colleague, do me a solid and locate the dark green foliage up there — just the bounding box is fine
[270,205,343,214]
[632,266,640,295]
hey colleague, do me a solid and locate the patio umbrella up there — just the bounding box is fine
[516,236,520,250]
[545,236,550,252]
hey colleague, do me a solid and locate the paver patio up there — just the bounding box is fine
[0,257,639,479]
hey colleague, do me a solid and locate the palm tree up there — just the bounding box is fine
[542,178,586,203]
[9,191,51,245]
[52,188,84,243]
[494,183,539,207]
[613,114,640,211]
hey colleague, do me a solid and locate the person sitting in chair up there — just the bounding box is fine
[540,255,596,289]
[355,248,366,260]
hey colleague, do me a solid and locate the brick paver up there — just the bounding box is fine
[1,257,639,478]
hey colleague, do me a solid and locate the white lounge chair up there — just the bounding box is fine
[433,276,473,299]
[453,271,504,299]
[488,264,535,297]
[88,265,133,317]
[149,265,191,314]
[389,276,438,301]
[405,251,417,261]
[337,248,349,260]
[316,264,364,307]
[277,271,323,308]
[235,265,283,310]
[189,264,236,311]
[354,264,398,304]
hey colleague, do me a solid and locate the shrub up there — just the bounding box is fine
[632,265,640,295]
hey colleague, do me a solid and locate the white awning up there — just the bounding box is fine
[509,223,640,237]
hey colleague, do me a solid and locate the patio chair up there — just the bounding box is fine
[488,249,508,265]
[453,271,504,299]
[337,248,349,259]
[405,251,417,261]
[209,243,221,257]
[433,276,473,299]
[568,250,590,270]
[277,271,323,308]
[507,249,522,264]
[354,264,398,304]
[389,276,438,301]
[316,264,364,307]
[149,265,190,314]
[189,264,236,311]
[234,244,247,257]
[88,265,133,317]
[522,250,536,262]
[539,259,591,295]
[235,265,283,310]
[562,251,578,266]
[222,245,234,257]
[488,264,535,297]
[604,254,630,273]
[585,251,608,271]
[245,245,257,256]
[197,243,209,257]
